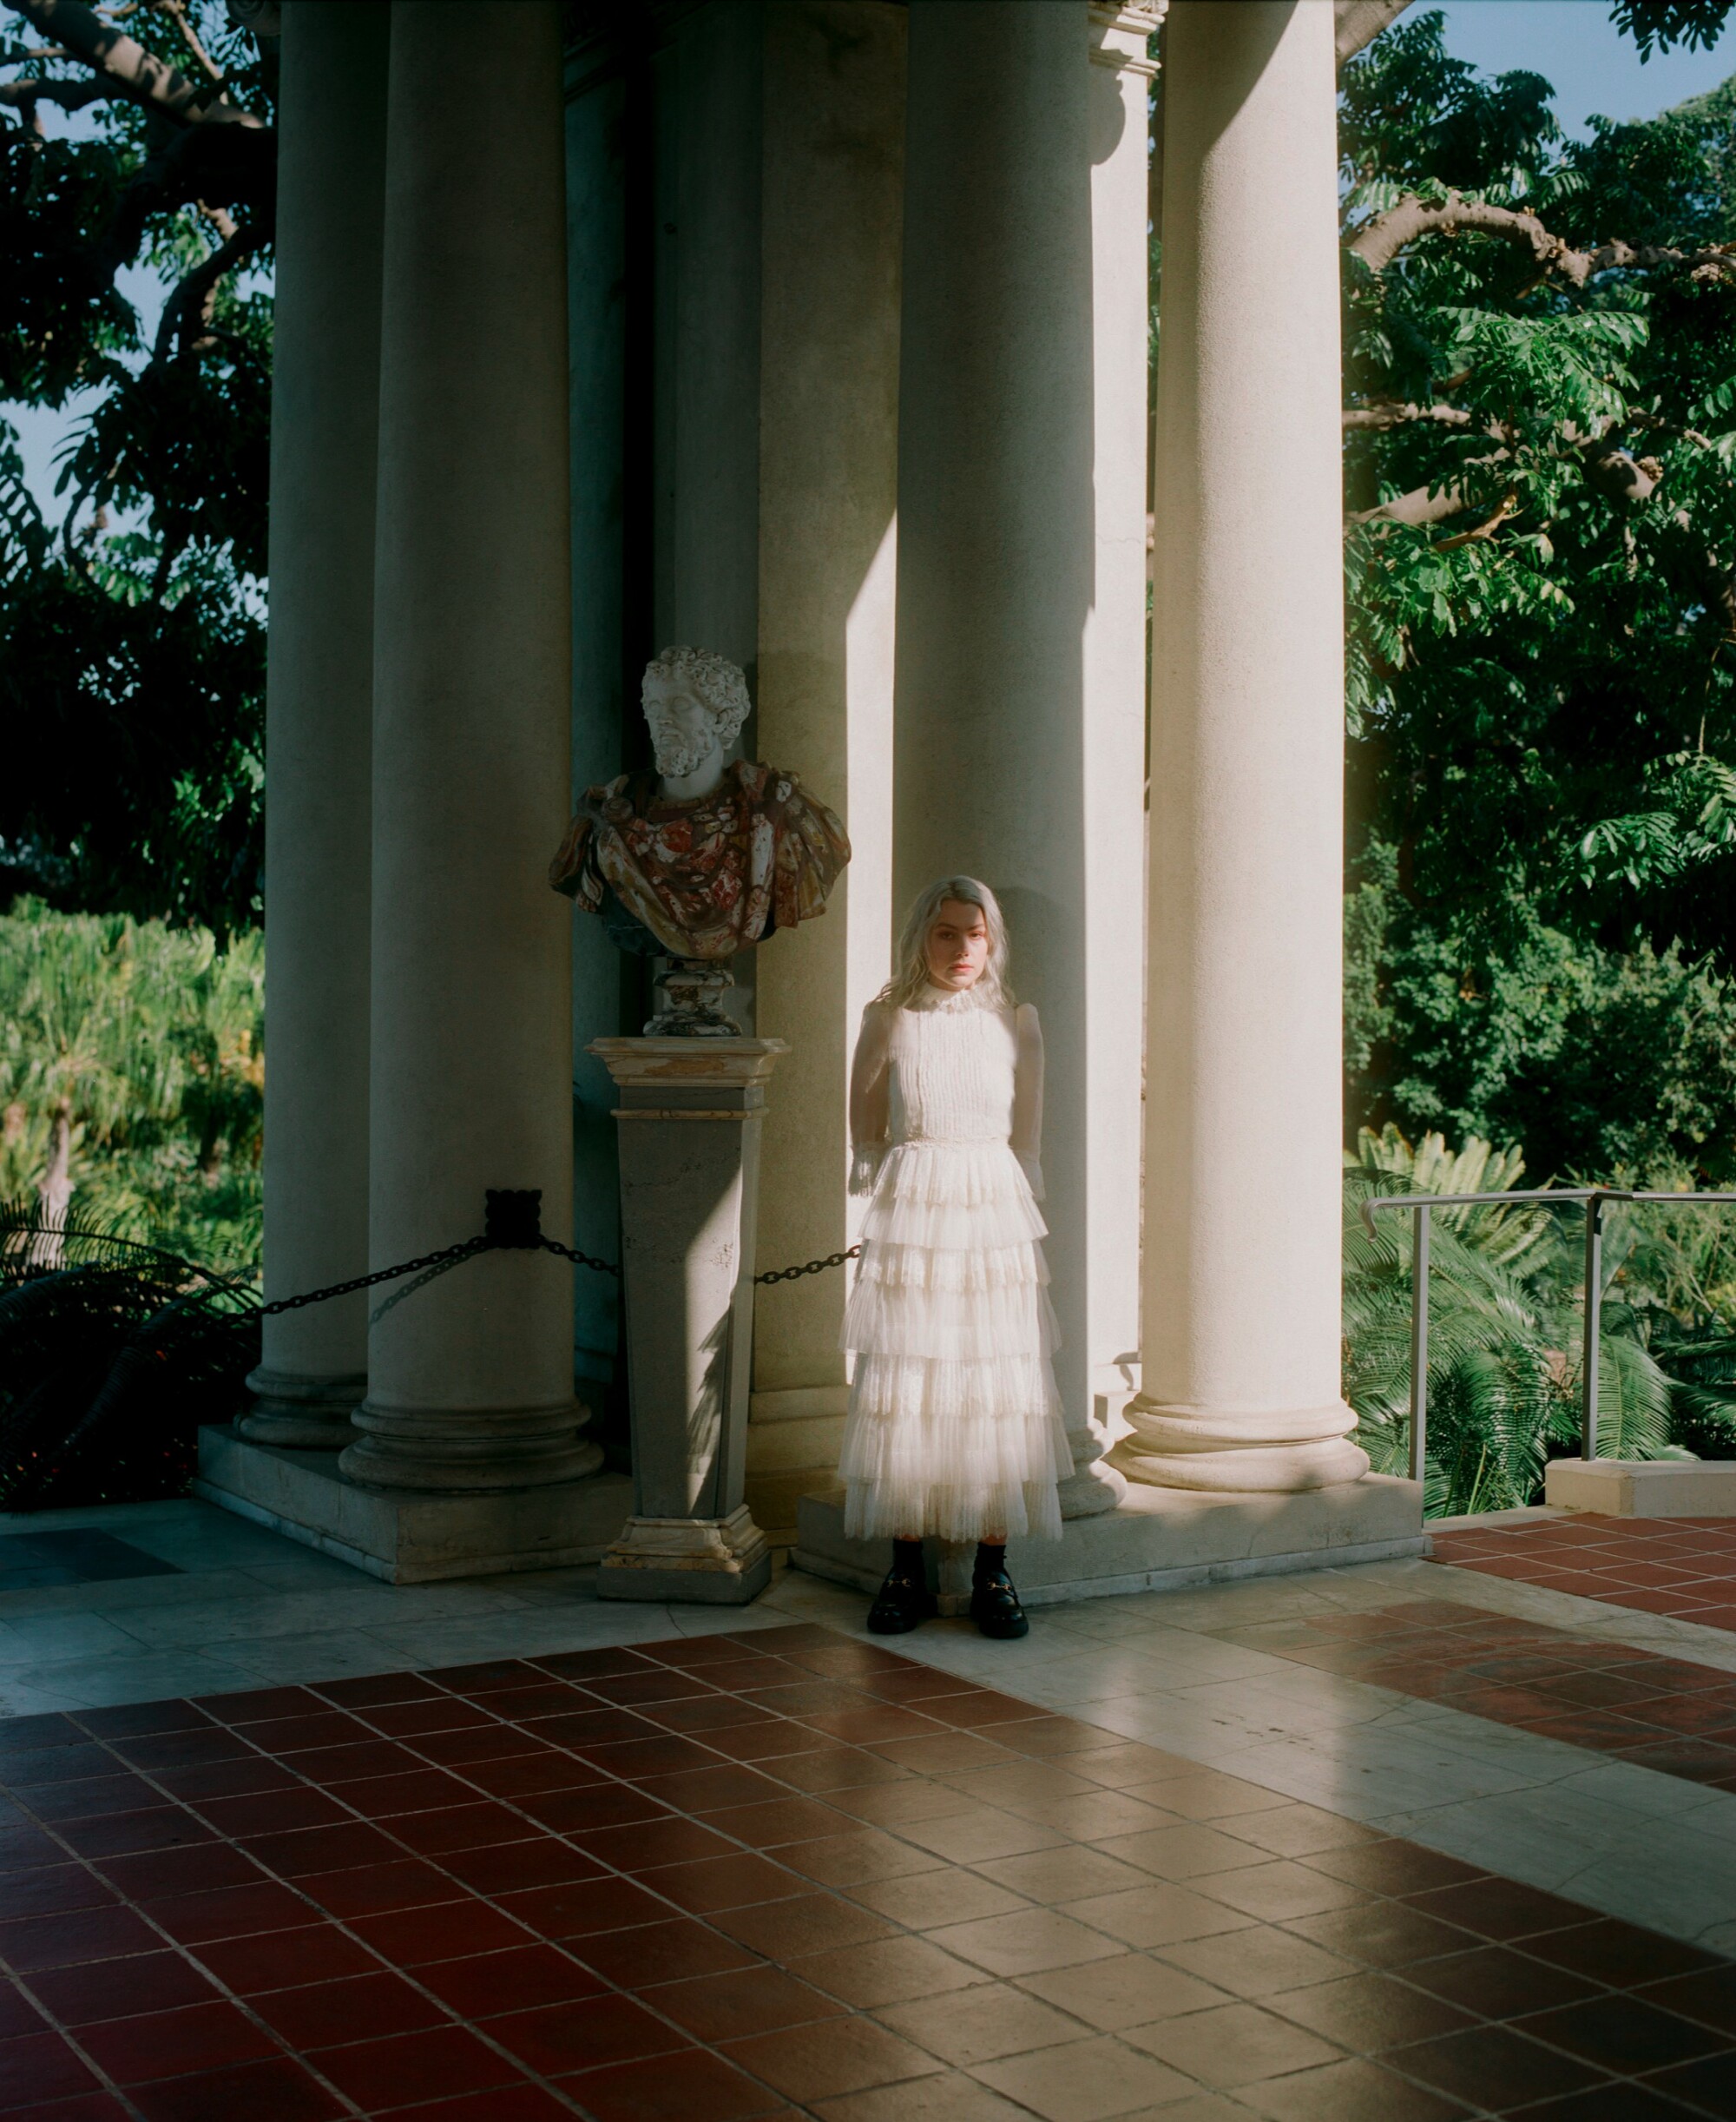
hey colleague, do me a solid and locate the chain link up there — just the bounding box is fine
[754,1245,861,1286]
[260,1236,494,1315]
[535,1237,622,1280]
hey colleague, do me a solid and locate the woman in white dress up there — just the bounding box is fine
[840,877,1072,1638]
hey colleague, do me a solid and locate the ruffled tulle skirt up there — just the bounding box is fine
[839,1139,1072,1542]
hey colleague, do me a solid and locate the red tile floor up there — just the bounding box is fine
[1,1623,1734,2121]
[1430,1519,1736,1632]
[1218,1595,1736,1794]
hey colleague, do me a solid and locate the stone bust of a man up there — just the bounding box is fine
[549,646,850,962]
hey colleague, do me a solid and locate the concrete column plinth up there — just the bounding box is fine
[794,1476,1428,1613]
[590,1038,786,1604]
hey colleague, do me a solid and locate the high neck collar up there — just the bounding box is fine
[909,982,991,1014]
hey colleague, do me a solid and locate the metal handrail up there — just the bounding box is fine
[1360,1187,1736,1480]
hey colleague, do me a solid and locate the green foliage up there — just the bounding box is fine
[1346,846,1736,1178]
[1610,0,1736,62]
[0,900,263,1272]
[1,2,273,932]
[1342,15,1736,1182]
[1341,1128,1708,1518]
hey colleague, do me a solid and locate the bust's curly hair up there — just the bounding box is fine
[643,647,752,746]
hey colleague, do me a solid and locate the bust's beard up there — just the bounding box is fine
[651,735,714,780]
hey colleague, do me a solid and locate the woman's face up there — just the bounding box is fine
[924,899,990,991]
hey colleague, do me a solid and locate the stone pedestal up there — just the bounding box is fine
[793,1474,1428,1614]
[589,1038,786,1603]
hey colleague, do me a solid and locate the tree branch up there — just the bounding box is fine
[2,0,260,126]
[1344,402,1475,432]
[0,73,115,108]
[1576,433,1662,508]
[1433,493,1521,551]
[1336,0,1412,69]
[152,216,260,360]
[146,0,223,88]
[1347,485,1476,530]
[1347,187,1736,286]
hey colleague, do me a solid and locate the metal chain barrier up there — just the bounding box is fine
[246,1188,857,1318]
[754,1246,861,1286]
[260,1236,495,1315]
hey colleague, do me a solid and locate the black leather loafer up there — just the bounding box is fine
[867,1569,937,1634]
[970,1567,1029,1640]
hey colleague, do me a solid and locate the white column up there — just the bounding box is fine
[342,0,595,1493]
[1071,1,1159,1509]
[242,1,387,1450]
[1115,0,1367,1493]
[751,0,904,1536]
[896,0,1134,1512]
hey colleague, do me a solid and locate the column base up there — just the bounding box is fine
[1058,1370,1137,1518]
[792,1473,1424,1613]
[239,1367,365,1451]
[1111,1396,1371,1492]
[596,1505,772,1605]
[339,1402,602,1492]
[194,1424,632,1583]
[746,1385,849,1545]
[1056,1460,1128,1518]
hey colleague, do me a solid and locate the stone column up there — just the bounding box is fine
[896,0,1135,1514]
[565,33,632,1413]
[243,0,388,1450]
[751,0,904,1538]
[1113,0,1367,1493]
[341,0,595,1493]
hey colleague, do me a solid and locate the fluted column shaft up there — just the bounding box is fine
[342,0,592,1493]
[245,1,388,1449]
[1115,0,1367,1493]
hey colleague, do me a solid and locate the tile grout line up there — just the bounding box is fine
[6,1622,1736,2119]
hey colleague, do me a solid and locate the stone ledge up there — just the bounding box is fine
[792,1472,1426,1614]
[195,1425,635,1584]
[1545,1458,1736,1519]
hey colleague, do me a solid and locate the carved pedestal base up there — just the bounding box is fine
[597,1505,772,1604]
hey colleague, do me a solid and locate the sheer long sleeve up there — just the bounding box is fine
[1010,1002,1045,1201]
[848,1005,893,1196]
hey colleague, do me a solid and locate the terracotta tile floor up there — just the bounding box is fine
[1,1624,1734,2119]
[1431,1518,1736,1631]
[1216,1594,1736,1796]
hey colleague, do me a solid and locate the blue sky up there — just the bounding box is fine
[1436,0,1733,134]
[6,3,1735,527]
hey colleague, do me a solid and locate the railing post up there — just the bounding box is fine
[1410,1202,1430,1484]
[1581,1194,1603,1460]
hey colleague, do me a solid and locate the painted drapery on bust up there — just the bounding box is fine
[549,759,850,961]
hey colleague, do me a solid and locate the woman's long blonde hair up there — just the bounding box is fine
[875,876,1014,1011]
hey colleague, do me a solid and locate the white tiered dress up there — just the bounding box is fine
[838,986,1072,1543]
